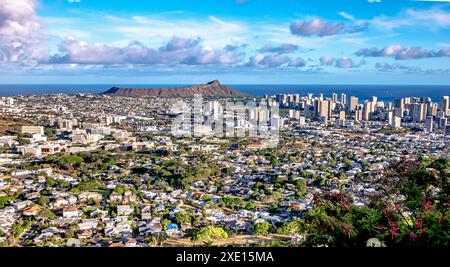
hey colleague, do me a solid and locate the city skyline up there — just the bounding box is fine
[1,0,450,84]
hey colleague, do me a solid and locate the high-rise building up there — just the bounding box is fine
[349,96,358,111]
[363,101,371,121]
[304,103,315,119]
[289,109,295,118]
[411,103,427,122]
[332,93,338,103]
[387,111,394,125]
[437,111,446,119]
[440,96,449,115]
[427,103,438,117]
[392,116,402,128]
[276,94,287,107]
[355,109,363,122]
[339,111,346,120]
[318,100,330,119]
[370,96,377,114]
[439,117,447,129]
[445,125,450,136]
[425,116,434,133]
[340,93,347,106]
[299,116,306,126]
[327,100,333,118]
[385,102,393,110]
[293,94,300,104]
[288,95,295,104]
[394,107,404,118]
[394,98,404,109]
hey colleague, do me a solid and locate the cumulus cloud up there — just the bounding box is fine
[374,62,419,72]
[374,62,450,74]
[258,43,299,54]
[246,54,305,68]
[319,56,335,66]
[0,0,47,64]
[159,36,202,52]
[356,45,450,60]
[290,18,368,37]
[46,37,246,65]
[287,57,306,67]
[335,57,364,68]
[371,7,450,30]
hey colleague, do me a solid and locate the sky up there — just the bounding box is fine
[0,0,449,84]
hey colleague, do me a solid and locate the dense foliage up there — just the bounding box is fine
[297,157,450,247]
[192,226,229,241]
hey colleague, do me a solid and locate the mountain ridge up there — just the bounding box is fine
[102,80,246,97]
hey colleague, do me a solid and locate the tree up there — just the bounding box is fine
[39,209,56,220]
[45,177,58,188]
[245,202,255,210]
[270,158,280,167]
[114,185,127,195]
[201,195,212,202]
[253,222,271,236]
[344,160,352,170]
[222,167,235,176]
[162,219,171,230]
[175,211,191,225]
[276,221,303,235]
[271,191,283,201]
[0,196,9,209]
[58,155,84,169]
[37,196,49,206]
[192,226,229,241]
[298,157,450,247]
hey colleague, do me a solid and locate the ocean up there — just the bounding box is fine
[0,84,449,103]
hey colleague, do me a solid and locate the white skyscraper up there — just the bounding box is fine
[440,96,449,115]
[340,93,347,106]
[299,116,306,126]
[392,116,402,128]
[349,96,358,111]
[387,111,394,125]
[425,116,434,133]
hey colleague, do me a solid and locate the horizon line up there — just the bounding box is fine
[0,83,449,86]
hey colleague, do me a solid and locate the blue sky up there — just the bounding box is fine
[0,0,449,84]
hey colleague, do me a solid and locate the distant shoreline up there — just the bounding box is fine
[0,84,449,102]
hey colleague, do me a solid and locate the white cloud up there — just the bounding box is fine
[46,37,246,66]
[371,7,450,30]
[356,45,450,60]
[0,0,47,64]
[290,18,368,37]
[319,56,335,66]
[114,16,249,50]
[338,12,355,21]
